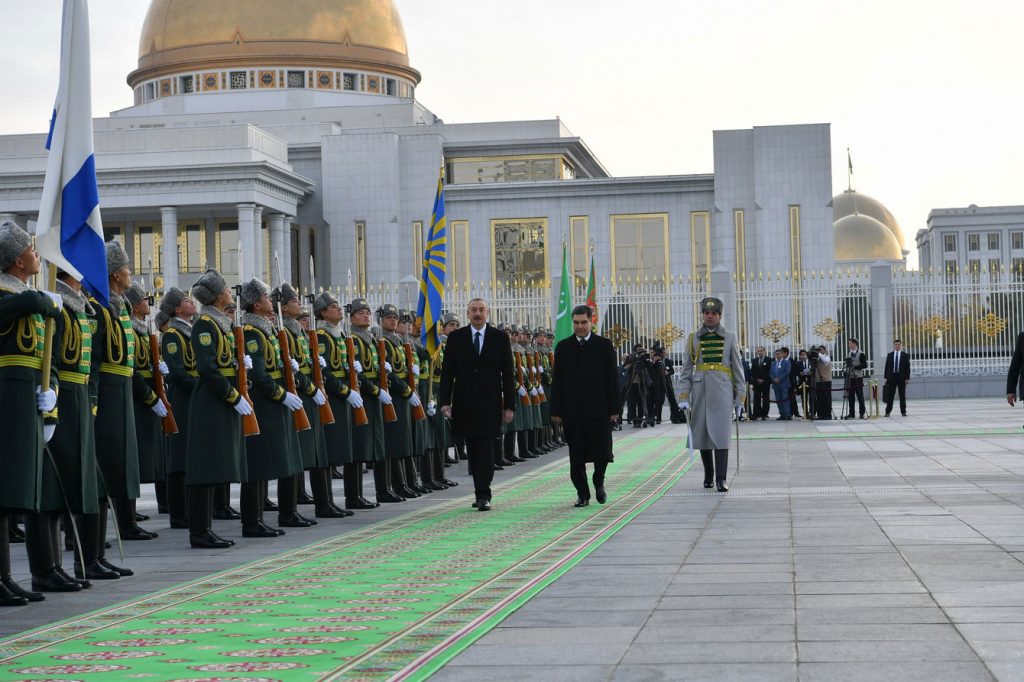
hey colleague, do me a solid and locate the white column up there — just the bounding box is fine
[268,214,286,285]
[252,205,264,282]
[160,207,178,292]
[281,217,294,285]
[236,203,257,284]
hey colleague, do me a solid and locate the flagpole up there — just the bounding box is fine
[847,146,852,192]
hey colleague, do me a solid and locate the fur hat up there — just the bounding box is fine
[191,269,227,306]
[0,221,31,273]
[700,297,723,313]
[398,308,413,323]
[377,304,399,322]
[347,297,370,316]
[313,291,339,317]
[272,283,298,306]
[124,282,147,308]
[240,279,270,312]
[441,312,460,326]
[159,287,187,317]
[154,310,169,330]
[105,240,129,276]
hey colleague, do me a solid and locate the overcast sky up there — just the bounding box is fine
[2,0,1022,264]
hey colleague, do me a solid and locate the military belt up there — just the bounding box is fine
[100,363,133,377]
[0,356,43,370]
[218,368,237,378]
[299,367,312,376]
[330,370,346,378]
[58,370,90,385]
[186,369,199,377]
[268,370,282,379]
[138,370,153,378]
[696,362,732,377]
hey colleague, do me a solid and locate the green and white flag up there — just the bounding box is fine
[554,242,573,345]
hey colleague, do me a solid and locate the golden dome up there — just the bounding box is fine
[833,189,904,248]
[129,0,419,88]
[834,214,903,262]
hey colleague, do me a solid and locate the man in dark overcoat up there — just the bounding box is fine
[439,298,516,511]
[550,305,621,506]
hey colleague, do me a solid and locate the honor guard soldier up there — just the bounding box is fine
[315,292,373,509]
[88,241,146,571]
[274,283,340,522]
[511,324,538,461]
[378,304,427,498]
[186,270,250,548]
[48,272,104,585]
[0,221,63,605]
[428,312,461,487]
[124,282,166,539]
[524,326,549,455]
[238,279,302,537]
[159,288,196,529]
[400,310,433,493]
[347,298,396,502]
[409,312,442,490]
[496,324,520,469]
[677,296,746,492]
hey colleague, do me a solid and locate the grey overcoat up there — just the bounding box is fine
[676,325,746,450]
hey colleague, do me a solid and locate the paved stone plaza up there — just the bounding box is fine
[4,397,1024,681]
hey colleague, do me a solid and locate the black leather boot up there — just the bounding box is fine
[374,461,404,503]
[1,515,32,605]
[700,450,715,488]
[167,471,189,528]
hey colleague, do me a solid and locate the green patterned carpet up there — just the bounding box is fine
[0,433,694,681]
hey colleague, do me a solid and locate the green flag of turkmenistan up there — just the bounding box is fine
[554,242,573,345]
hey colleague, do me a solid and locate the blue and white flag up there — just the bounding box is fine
[35,0,108,305]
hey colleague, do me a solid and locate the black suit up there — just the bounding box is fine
[787,355,802,417]
[439,324,516,502]
[1008,332,1024,398]
[883,350,911,415]
[750,356,772,419]
[551,334,621,501]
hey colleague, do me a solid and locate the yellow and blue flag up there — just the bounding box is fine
[417,168,447,355]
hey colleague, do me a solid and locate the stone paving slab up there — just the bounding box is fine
[440,398,1024,680]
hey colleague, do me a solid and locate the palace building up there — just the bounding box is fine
[0,0,894,293]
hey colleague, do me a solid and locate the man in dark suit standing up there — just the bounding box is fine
[550,306,621,507]
[883,339,911,417]
[439,298,516,511]
[750,346,772,420]
[1006,331,1024,409]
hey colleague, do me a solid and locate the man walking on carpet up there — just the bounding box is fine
[550,305,621,507]
[438,298,516,511]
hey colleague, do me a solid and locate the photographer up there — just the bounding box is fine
[648,343,668,423]
[813,345,833,420]
[622,344,652,427]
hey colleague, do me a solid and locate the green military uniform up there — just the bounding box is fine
[45,279,99,515]
[128,309,161,485]
[379,304,422,498]
[159,288,196,527]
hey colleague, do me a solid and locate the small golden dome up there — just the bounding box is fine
[129,0,419,88]
[833,189,904,248]
[834,214,903,262]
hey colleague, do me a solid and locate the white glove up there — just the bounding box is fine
[680,400,690,411]
[346,391,364,409]
[290,357,300,373]
[318,355,327,369]
[532,365,539,374]
[158,360,170,376]
[384,361,393,373]
[518,386,528,398]
[427,401,437,417]
[243,354,253,370]
[283,392,304,411]
[233,399,254,416]
[43,291,63,310]
[44,424,56,442]
[408,392,422,408]
[151,401,168,418]
[353,360,363,373]
[529,387,539,397]
[312,389,327,406]
[538,386,545,396]
[37,387,57,413]
[378,389,393,406]
[412,364,420,376]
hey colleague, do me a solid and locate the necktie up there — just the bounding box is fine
[578,337,586,347]
[474,331,481,356]
[894,352,899,374]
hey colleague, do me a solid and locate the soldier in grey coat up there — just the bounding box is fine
[677,297,747,492]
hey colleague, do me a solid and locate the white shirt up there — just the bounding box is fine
[470,323,486,351]
[575,333,592,344]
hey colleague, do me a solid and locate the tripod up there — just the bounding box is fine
[621,359,654,428]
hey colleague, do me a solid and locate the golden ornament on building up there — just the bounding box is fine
[654,324,685,348]
[812,317,843,343]
[975,313,1007,339]
[759,319,790,343]
[605,325,631,348]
